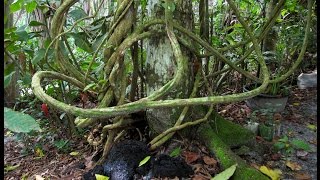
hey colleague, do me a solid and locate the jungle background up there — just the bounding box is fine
[4,0,317,179]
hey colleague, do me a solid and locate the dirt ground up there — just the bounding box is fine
[4,86,317,179]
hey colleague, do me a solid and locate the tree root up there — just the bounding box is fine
[198,123,269,180]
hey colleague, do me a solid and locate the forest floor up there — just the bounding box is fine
[218,87,317,180]
[4,86,317,180]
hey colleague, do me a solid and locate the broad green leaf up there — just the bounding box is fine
[10,0,23,13]
[29,21,45,26]
[92,34,108,51]
[4,107,41,133]
[291,139,311,151]
[4,63,15,75]
[17,25,27,31]
[273,142,285,150]
[211,164,237,180]
[83,83,96,91]
[279,136,289,142]
[44,39,52,48]
[32,48,46,65]
[259,166,282,180]
[26,0,37,13]
[69,9,88,21]
[169,147,181,158]
[138,156,151,167]
[23,47,34,56]
[5,27,17,34]
[16,30,29,41]
[167,2,175,12]
[70,33,92,53]
[21,73,32,85]
[4,71,16,88]
[95,174,109,180]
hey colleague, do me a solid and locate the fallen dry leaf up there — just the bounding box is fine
[203,156,217,166]
[296,150,308,158]
[192,174,210,180]
[192,164,204,173]
[182,151,200,164]
[259,166,282,180]
[306,124,317,131]
[35,175,45,180]
[273,113,282,121]
[271,153,282,161]
[200,146,209,154]
[294,172,312,180]
[308,139,317,145]
[286,161,302,171]
[250,163,260,170]
[287,131,295,137]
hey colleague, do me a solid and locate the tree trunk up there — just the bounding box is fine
[146,0,194,136]
[4,0,19,108]
[262,0,278,52]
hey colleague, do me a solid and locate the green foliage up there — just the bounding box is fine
[31,48,46,65]
[274,136,311,155]
[29,20,46,26]
[4,107,41,133]
[68,33,93,53]
[169,147,181,158]
[138,156,151,167]
[95,174,110,180]
[54,139,70,153]
[290,139,311,151]
[4,71,16,88]
[211,163,237,180]
[10,0,38,13]
[161,1,176,12]
[10,0,24,13]
[83,83,97,92]
[4,164,20,173]
[25,0,37,13]
[69,8,88,21]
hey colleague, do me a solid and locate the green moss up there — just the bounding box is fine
[198,123,269,180]
[209,112,255,148]
[191,106,255,147]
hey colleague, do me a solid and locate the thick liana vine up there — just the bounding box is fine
[31,0,313,163]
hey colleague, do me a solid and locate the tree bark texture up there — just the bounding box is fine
[146,0,194,136]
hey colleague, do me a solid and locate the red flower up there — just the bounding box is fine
[41,103,49,118]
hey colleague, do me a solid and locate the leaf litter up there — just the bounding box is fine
[4,87,316,179]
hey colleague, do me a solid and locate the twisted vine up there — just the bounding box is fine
[31,0,313,163]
